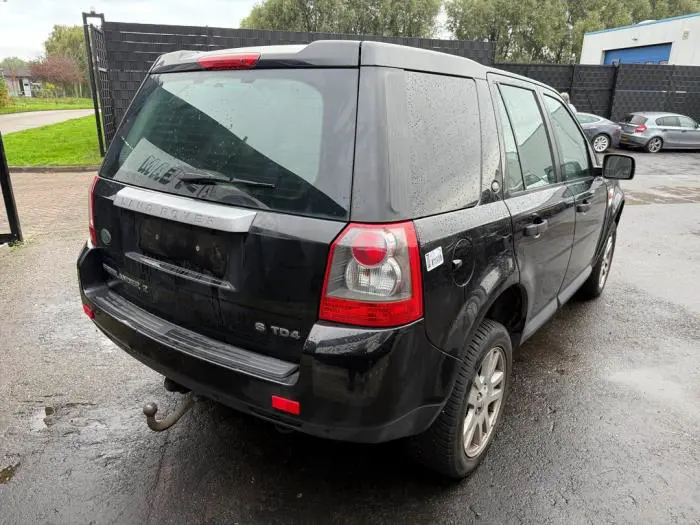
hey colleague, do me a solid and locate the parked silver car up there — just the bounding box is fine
[619,112,700,153]
[576,112,621,153]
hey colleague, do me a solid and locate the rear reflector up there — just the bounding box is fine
[271,395,300,415]
[83,304,95,319]
[197,53,260,70]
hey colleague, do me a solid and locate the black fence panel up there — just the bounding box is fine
[609,64,700,121]
[94,19,495,144]
[85,14,700,148]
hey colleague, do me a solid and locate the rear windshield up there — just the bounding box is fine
[622,114,647,125]
[101,69,358,220]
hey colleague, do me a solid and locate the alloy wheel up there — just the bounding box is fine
[648,138,662,153]
[599,233,614,289]
[463,347,506,458]
[593,135,610,153]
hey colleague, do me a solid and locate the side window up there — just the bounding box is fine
[678,116,697,128]
[402,72,482,214]
[493,90,525,192]
[499,84,557,190]
[543,95,592,181]
[659,116,681,127]
[576,114,597,124]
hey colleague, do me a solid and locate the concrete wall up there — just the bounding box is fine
[581,13,700,66]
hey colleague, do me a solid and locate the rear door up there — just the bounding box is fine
[678,116,700,148]
[93,66,359,363]
[541,93,607,298]
[489,75,575,339]
[657,116,683,147]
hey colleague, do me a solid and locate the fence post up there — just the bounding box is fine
[608,64,621,120]
[0,132,23,244]
[83,11,106,157]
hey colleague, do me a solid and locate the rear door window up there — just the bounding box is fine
[499,84,557,190]
[101,69,359,220]
[657,116,681,127]
[493,89,525,192]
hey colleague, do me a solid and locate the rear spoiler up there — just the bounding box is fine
[150,40,360,73]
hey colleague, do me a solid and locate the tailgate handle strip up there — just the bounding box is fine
[113,186,257,232]
[125,252,235,291]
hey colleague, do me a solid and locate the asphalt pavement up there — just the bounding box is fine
[0,109,94,135]
[0,152,699,524]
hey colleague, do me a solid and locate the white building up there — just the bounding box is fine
[580,12,700,66]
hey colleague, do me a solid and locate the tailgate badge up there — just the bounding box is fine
[255,322,301,340]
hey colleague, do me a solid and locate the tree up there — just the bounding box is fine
[0,57,28,83]
[30,56,83,97]
[240,0,441,37]
[445,0,700,63]
[44,25,88,95]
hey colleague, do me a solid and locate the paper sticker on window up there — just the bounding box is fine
[425,246,444,272]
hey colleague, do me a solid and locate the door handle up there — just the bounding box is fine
[577,201,592,213]
[524,219,548,237]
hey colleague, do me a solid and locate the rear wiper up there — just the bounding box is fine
[179,174,275,189]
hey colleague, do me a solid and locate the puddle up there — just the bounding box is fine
[30,406,55,432]
[0,463,19,484]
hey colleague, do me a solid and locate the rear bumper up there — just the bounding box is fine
[619,132,648,147]
[78,246,460,443]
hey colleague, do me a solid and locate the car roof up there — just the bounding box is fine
[630,111,688,117]
[151,40,559,94]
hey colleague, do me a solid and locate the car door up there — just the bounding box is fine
[541,94,607,301]
[678,116,700,148]
[489,75,576,340]
[658,116,683,147]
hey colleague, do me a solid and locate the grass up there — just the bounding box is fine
[0,97,93,115]
[3,115,102,166]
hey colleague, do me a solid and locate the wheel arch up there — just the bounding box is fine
[484,284,528,348]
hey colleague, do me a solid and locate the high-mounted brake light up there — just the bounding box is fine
[197,53,260,70]
[634,123,648,133]
[88,175,98,246]
[319,222,423,328]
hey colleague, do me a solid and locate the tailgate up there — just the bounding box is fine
[91,62,359,363]
[94,179,344,363]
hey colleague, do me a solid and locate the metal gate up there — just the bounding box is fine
[83,12,113,157]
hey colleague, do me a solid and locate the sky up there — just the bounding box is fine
[0,0,259,60]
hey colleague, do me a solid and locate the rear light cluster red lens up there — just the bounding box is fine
[634,124,648,133]
[319,222,423,328]
[197,52,260,70]
[88,175,98,246]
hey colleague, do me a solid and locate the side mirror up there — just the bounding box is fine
[602,154,635,180]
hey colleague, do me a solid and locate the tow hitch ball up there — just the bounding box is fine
[142,378,196,432]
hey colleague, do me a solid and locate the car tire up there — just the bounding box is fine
[577,224,617,300]
[645,137,663,153]
[406,319,512,479]
[592,133,610,153]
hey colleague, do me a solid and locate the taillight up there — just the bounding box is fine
[634,124,647,133]
[88,175,98,246]
[197,52,260,70]
[319,222,423,328]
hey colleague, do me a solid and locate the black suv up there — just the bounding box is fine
[78,41,634,478]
